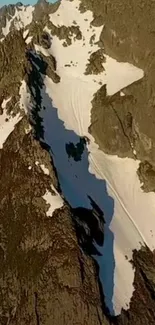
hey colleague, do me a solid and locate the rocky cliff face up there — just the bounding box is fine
[0,127,107,325]
[0,1,155,324]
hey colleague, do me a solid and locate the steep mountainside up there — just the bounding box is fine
[0,0,155,324]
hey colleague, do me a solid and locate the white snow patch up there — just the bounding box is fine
[35,161,50,175]
[40,164,50,175]
[19,80,31,113]
[43,186,64,217]
[1,97,12,109]
[25,35,33,44]
[34,44,50,57]
[104,56,143,96]
[28,166,32,170]
[23,29,29,39]
[120,91,125,96]
[36,0,148,316]
[0,98,21,149]
[2,6,34,37]
[2,18,12,37]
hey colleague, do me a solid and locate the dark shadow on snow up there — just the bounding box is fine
[26,45,115,315]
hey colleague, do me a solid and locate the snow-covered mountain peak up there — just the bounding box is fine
[1,4,34,38]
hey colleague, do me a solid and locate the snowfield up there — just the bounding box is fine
[31,0,155,316]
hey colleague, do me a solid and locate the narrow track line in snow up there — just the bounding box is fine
[90,154,146,246]
[71,89,81,134]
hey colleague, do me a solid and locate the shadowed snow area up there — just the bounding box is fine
[39,85,115,313]
[29,0,155,315]
[30,0,155,316]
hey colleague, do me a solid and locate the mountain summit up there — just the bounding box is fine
[0,0,155,324]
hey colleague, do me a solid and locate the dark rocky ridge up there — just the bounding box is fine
[0,118,109,325]
[0,121,108,325]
